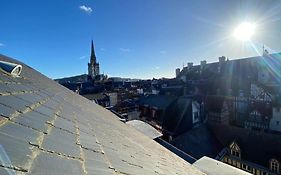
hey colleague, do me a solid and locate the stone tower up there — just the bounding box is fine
[88,40,100,79]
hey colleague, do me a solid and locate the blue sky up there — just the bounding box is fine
[1,0,281,79]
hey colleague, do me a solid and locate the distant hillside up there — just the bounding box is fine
[54,74,88,84]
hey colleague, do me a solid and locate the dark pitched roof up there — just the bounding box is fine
[0,54,203,174]
[171,125,222,160]
[162,96,193,136]
[209,124,281,168]
[138,95,177,110]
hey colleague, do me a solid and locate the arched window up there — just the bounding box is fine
[270,159,279,174]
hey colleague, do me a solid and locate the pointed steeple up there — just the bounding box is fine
[90,40,96,63]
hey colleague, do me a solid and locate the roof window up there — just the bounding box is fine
[0,60,22,77]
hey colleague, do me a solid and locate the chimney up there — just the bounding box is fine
[218,56,226,73]
[187,62,193,69]
[219,56,226,63]
[200,60,207,70]
[175,68,180,77]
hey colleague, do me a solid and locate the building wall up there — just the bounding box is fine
[207,101,229,125]
[94,63,100,76]
[244,110,270,130]
[258,70,270,84]
[250,84,272,102]
[88,63,100,78]
[270,107,281,132]
[180,75,186,82]
[222,156,274,175]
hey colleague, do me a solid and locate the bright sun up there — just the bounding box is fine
[233,22,256,41]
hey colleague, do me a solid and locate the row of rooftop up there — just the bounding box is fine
[54,42,281,175]
[62,51,281,175]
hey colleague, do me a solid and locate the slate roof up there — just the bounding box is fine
[171,125,222,160]
[0,54,204,175]
[138,95,176,110]
[209,124,281,168]
[162,96,193,136]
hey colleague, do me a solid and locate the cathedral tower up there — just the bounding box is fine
[88,40,100,79]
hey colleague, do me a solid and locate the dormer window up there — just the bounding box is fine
[229,141,241,159]
[270,159,280,174]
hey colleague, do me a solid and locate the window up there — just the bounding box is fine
[270,159,280,174]
[232,160,236,167]
[228,158,232,164]
[193,112,199,121]
[256,169,260,175]
[237,162,241,168]
[152,109,156,118]
[224,157,228,163]
[277,121,280,126]
[231,150,240,158]
[247,165,252,172]
[242,164,246,169]
[231,150,235,156]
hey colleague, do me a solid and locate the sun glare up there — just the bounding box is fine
[233,22,255,41]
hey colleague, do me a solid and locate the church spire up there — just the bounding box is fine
[90,40,96,63]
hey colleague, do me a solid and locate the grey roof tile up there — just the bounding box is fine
[78,133,102,152]
[33,105,56,118]
[6,83,31,92]
[13,111,50,133]
[0,167,17,175]
[42,127,81,158]
[87,170,114,175]
[43,99,61,110]
[28,152,85,175]
[0,72,14,82]
[0,121,41,145]
[0,132,34,171]
[52,116,76,134]
[83,149,114,175]
[0,83,13,95]
[58,109,76,122]
[76,121,93,135]
[0,95,31,113]
[0,103,16,118]
[16,93,44,104]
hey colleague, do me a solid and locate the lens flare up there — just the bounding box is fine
[233,22,256,41]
